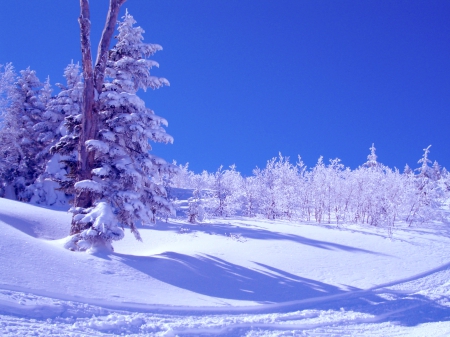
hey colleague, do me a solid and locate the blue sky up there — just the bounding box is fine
[1,1,449,175]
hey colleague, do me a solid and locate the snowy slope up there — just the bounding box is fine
[1,197,450,336]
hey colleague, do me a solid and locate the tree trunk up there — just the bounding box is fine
[72,0,126,235]
[94,0,126,93]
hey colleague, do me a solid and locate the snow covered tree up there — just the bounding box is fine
[298,169,314,221]
[364,143,379,168]
[0,68,50,200]
[68,10,174,251]
[170,162,194,188]
[209,165,242,217]
[405,145,444,225]
[416,145,433,179]
[186,170,211,223]
[0,63,16,197]
[72,0,127,217]
[30,62,84,206]
[432,161,441,181]
[324,158,346,224]
[272,155,302,220]
[253,154,301,220]
[241,176,260,217]
[441,168,450,193]
[310,156,327,223]
[49,62,84,183]
[253,160,277,220]
[403,164,413,175]
[0,63,15,115]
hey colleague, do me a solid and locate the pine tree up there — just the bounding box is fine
[416,145,432,179]
[0,63,16,198]
[67,11,175,251]
[364,143,379,169]
[403,164,413,175]
[404,145,443,225]
[0,63,15,115]
[431,161,441,181]
[0,68,50,200]
[31,62,84,205]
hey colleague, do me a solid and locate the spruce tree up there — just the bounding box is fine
[364,143,379,169]
[0,68,49,200]
[31,63,84,205]
[68,11,175,251]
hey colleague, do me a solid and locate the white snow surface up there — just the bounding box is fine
[1,196,450,336]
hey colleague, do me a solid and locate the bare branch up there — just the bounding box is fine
[94,0,127,93]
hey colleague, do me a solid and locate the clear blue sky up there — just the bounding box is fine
[1,1,449,175]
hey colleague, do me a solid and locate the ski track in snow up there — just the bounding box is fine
[1,198,450,336]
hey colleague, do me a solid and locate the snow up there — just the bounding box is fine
[1,196,450,336]
[74,180,103,193]
[85,140,110,154]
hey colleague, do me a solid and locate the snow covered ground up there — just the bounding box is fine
[1,197,450,336]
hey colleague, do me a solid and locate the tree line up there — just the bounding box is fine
[170,145,448,235]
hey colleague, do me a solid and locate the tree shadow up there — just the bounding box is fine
[149,221,386,255]
[0,213,68,240]
[117,250,450,329]
[0,213,41,238]
[400,220,450,240]
[266,261,450,328]
[116,252,347,303]
[117,251,450,327]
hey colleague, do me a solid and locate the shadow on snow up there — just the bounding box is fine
[117,251,346,304]
[147,221,385,255]
[116,251,450,328]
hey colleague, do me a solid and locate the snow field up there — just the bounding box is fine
[1,197,450,336]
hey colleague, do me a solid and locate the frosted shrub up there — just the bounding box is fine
[186,172,210,223]
[169,144,448,232]
[210,165,243,217]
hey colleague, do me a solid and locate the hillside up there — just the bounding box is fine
[1,196,450,336]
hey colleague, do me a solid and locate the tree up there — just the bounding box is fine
[49,63,85,199]
[0,63,15,115]
[210,165,242,217]
[0,63,16,197]
[253,159,278,220]
[310,156,327,223]
[186,171,211,223]
[364,143,379,168]
[72,0,127,220]
[31,62,84,206]
[253,154,301,220]
[416,145,432,179]
[241,176,259,217]
[170,162,194,188]
[0,68,50,200]
[405,145,444,225]
[67,9,174,251]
